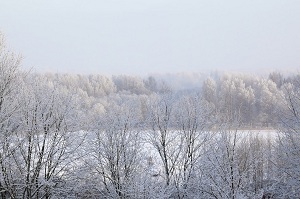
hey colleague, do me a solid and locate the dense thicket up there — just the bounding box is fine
[1,33,300,198]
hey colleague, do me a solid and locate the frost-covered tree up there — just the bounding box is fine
[218,75,255,126]
[144,76,158,93]
[113,75,149,95]
[146,92,179,189]
[275,81,300,198]
[269,71,283,88]
[0,44,83,198]
[256,79,282,126]
[202,77,217,106]
[10,77,83,199]
[172,95,214,198]
[90,100,143,198]
[200,129,259,199]
[0,32,23,199]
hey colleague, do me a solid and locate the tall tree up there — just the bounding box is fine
[90,100,143,198]
[0,32,22,199]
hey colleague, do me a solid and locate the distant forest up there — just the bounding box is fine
[38,70,298,128]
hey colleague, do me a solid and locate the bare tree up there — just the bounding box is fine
[90,100,142,198]
[146,93,181,190]
[0,32,22,199]
[3,77,83,199]
[275,81,300,198]
[172,95,214,198]
[199,129,254,199]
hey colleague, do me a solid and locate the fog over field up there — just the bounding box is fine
[1,0,300,198]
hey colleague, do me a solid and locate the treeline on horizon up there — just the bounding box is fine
[1,32,300,198]
[37,70,298,129]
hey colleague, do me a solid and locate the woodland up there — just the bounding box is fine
[0,33,300,198]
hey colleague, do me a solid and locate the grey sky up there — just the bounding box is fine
[0,0,299,75]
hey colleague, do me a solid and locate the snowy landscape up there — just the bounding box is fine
[1,0,300,198]
[0,31,300,198]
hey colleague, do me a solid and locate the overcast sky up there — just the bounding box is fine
[0,0,299,75]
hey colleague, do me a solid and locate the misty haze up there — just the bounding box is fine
[0,1,300,199]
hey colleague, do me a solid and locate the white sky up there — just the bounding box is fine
[0,0,299,75]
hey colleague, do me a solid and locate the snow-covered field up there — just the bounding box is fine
[71,129,278,172]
